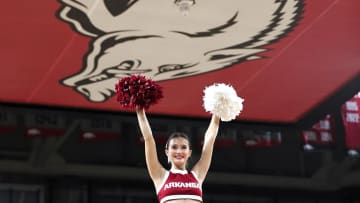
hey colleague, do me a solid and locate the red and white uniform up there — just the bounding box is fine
[157,169,203,203]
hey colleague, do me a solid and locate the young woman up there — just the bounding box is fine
[136,108,220,203]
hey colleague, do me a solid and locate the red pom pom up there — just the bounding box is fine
[115,75,163,109]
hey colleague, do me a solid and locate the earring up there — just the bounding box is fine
[167,156,171,164]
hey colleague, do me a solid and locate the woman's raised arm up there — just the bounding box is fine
[192,114,220,182]
[136,108,165,184]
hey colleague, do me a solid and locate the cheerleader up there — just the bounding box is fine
[116,75,243,203]
[137,108,219,203]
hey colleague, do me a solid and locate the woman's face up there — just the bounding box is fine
[166,137,192,169]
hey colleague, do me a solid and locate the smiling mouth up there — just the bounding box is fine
[174,156,185,160]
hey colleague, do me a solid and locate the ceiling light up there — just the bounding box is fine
[174,0,195,16]
[303,144,314,151]
[348,149,359,157]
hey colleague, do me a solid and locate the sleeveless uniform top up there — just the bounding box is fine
[157,169,202,203]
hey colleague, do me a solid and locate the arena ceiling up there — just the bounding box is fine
[1,0,360,124]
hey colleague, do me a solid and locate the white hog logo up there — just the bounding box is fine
[57,0,303,102]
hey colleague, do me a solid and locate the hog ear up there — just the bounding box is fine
[58,6,105,37]
[104,0,138,17]
[249,0,303,48]
[57,0,138,37]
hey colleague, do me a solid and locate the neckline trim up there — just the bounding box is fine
[170,169,188,174]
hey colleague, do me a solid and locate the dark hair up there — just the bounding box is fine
[165,132,191,150]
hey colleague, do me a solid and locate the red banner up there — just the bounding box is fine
[302,115,335,146]
[342,92,360,149]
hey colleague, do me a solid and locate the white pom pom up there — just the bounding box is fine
[203,83,244,122]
